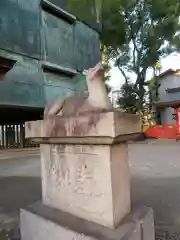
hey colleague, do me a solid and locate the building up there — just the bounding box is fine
[0,0,101,148]
[154,69,180,125]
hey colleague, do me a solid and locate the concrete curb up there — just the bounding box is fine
[0,148,40,153]
[0,148,40,160]
[0,154,40,161]
[128,139,180,145]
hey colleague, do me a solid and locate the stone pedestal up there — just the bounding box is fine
[20,111,154,239]
[40,143,130,228]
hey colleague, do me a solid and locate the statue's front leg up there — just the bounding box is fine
[43,100,65,119]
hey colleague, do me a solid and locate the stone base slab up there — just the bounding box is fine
[20,202,155,240]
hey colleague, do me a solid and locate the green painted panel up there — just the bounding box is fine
[44,85,75,104]
[0,56,42,83]
[0,0,100,109]
[74,72,87,90]
[43,71,87,104]
[44,72,87,90]
[42,11,75,69]
[0,61,44,107]
[0,0,41,58]
[48,0,101,32]
[0,80,44,108]
[44,73,75,89]
[0,49,40,69]
[44,85,88,104]
[5,64,42,84]
[74,21,101,71]
[0,57,87,108]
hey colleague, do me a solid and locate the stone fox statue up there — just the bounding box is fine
[44,62,113,119]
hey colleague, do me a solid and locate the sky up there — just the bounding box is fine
[108,54,180,90]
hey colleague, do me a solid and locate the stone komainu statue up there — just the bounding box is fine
[44,62,113,119]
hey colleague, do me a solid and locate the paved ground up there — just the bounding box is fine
[0,143,180,238]
[129,143,180,239]
[129,143,180,227]
[0,152,41,239]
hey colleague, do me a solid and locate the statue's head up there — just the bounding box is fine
[83,62,105,83]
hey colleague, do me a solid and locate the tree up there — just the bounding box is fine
[147,62,162,123]
[117,81,138,114]
[148,62,162,105]
[103,0,180,111]
[102,47,111,94]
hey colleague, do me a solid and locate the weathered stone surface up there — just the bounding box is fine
[25,111,141,141]
[40,143,130,228]
[20,202,154,240]
[131,207,155,240]
[21,207,96,240]
[141,209,155,240]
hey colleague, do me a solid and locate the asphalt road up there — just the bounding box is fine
[0,143,180,236]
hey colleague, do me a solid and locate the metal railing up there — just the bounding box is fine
[0,123,39,149]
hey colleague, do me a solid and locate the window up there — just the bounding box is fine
[166,87,180,94]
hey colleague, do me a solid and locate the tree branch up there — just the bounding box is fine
[129,21,139,53]
[117,66,129,85]
[134,66,147,88]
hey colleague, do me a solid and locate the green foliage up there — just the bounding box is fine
[101,45,111,94]
[117,82,138,114]
[100,0,126,48]
[103,0,180,110]
[148,76,160,103]
[148,62,162,111]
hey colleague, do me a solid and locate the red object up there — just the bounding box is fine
[145,125,177,139]
[144,107,180,139]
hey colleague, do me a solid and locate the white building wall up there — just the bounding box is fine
[158,75,180,103]
[160,107,175,125]
[157,74,180,125]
